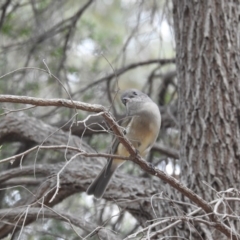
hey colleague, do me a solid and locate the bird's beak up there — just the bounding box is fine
[122,97,130,106]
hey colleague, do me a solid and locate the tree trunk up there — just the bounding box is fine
[173,0,240,238]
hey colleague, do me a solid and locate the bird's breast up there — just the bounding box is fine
[125,115,159,156]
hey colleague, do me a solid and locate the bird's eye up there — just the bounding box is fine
[133,91,137,95]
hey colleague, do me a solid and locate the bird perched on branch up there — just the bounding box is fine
[87,89,161,198]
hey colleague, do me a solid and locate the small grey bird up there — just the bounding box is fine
[87,89,161,198]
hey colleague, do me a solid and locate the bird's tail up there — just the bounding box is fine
[87,163,116,199]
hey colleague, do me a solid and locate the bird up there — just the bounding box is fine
[87,89,161,198]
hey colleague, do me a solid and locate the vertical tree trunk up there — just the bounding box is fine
[173,0,240,238]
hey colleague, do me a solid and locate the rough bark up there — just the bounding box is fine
[173,0,240,238]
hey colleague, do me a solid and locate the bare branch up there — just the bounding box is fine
[76,58,175,94]
[0,207,121,240]
[0,98,236,238]
[0,145,130,164]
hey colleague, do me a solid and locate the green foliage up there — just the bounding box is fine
[51,47,63,58]
[79,2,125,51]
[1,14,13,36]
[38,236,53,240]
[0,143,18,163]
[67,66,79,73]
[19,27,31,37]
[23,82,40,95]
[0,109,4,115]
[37,0,51,11]
[164,91,172,104]
[82,91,94,102]
[89,133,110,151]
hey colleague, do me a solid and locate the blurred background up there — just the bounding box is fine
[0,0,179,239]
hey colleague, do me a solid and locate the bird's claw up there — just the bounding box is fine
[148,162,155,170]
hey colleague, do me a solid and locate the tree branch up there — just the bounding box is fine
[0,96,235,238]
[76,58,175,94]
[0,206,121,240]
